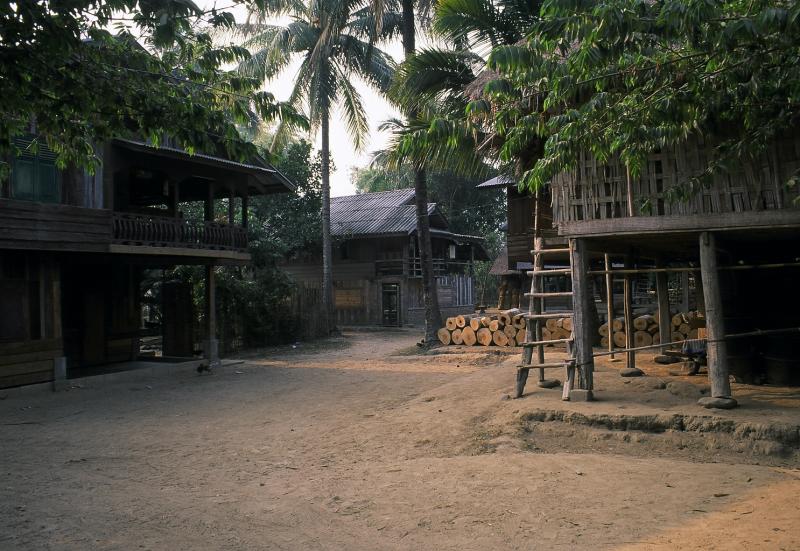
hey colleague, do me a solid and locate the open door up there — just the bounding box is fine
[381,283,400,326]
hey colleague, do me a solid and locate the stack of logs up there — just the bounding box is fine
[598,310,703,348]
[437,309,527,347]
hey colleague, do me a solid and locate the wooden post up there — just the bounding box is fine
[623,255,635,369]
[694,270,706,315]
[173,181,180,218]
[680,271,690,312]
[570,238,593,396]
[604,253,617,360]
[699,232,734,403]
[656,260,671,348]
[241,193,249,229]
[202,263,219,371]
[205,181,214,222]
[228,186,235,225]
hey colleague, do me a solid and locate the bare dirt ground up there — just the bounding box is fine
[1,330,799,550]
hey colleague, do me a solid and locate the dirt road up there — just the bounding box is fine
[1,331,798,550]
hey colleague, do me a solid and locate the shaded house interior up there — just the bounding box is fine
[282,188,489,326]
[0,135,294,388]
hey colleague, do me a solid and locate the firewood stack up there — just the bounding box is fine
[437,309,529,347]
[597,310,704,349]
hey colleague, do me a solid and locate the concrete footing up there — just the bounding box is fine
[569,389,594,402]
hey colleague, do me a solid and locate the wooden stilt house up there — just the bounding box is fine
[514,133,800,405]
[0,135,295,388]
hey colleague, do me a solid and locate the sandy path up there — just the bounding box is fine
[1,331,798,550]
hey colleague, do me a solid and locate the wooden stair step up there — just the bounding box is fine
[517,361,574,370]
[522,338,573,347]
[527,268,572,276]
[525,291,574,298]
[525,312,574,319]
[530,248,570,255]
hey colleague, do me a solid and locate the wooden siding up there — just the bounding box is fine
[551,134,800,231]
[0,338,62,388]
[0,199,111,252]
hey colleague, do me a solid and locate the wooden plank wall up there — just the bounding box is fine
[0,338,61,387]
[0,199,111,252]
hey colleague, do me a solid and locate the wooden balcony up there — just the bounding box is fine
[375,258,471,278]
[111,213,248,252]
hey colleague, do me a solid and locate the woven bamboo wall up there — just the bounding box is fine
[550,134,800,223]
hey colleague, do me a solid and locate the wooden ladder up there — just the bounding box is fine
[515,210,577,400]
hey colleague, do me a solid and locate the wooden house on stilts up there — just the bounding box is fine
[0,135,295,389]
[500,133,800,407]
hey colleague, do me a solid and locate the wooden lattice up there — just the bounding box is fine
[551,134,800,223]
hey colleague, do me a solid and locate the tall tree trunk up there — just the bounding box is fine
[320,110,335,334]
[401,0,443,343]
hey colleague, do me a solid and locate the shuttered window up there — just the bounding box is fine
[11,138,60,203]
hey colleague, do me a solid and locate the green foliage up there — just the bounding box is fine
[170,139,323,350]
[230,0,396,149]
[379,0,538,176]
[0,0,306,174]
[485,0,800,192]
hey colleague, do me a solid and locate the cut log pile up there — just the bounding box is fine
[437,309,529,347]
[597,310,704,349]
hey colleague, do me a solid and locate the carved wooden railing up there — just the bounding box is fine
[112,213,247,251]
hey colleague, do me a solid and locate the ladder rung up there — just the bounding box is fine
[531,248,570,255]
[517,361,574,370]
[522,338,573,347]
[525,292,574,298]
[525,312,574,319]
[527,269,572,276]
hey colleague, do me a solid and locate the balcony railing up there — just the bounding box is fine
[112,213,247,252]
[375,258,471,278]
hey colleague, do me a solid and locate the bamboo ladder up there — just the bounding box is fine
[515,192,577,399]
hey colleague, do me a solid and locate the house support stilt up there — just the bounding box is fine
[569,238,594,398]
[698,232,737,408]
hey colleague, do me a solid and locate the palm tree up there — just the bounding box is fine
[380,0,542,186]
[233,0,395,333]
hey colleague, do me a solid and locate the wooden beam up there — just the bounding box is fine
[655,259,671,348]
[228,186,235,225]
[558,209,800,238]
[604,253,615,360]
[205,181,214,222]
[699,232,732,398]
[173,180,180,218]
[623,255,635,369]
[570,238,594,392]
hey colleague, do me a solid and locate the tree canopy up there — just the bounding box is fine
[382,0,800,196]
[0,0,304,173]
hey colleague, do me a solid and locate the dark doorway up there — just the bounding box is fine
[381,283,400,326]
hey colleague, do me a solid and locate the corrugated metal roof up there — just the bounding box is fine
[331,189,427,237]
[476,175,515,189]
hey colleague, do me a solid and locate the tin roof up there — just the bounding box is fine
[331,189,440,237]
[476,175,515,189]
